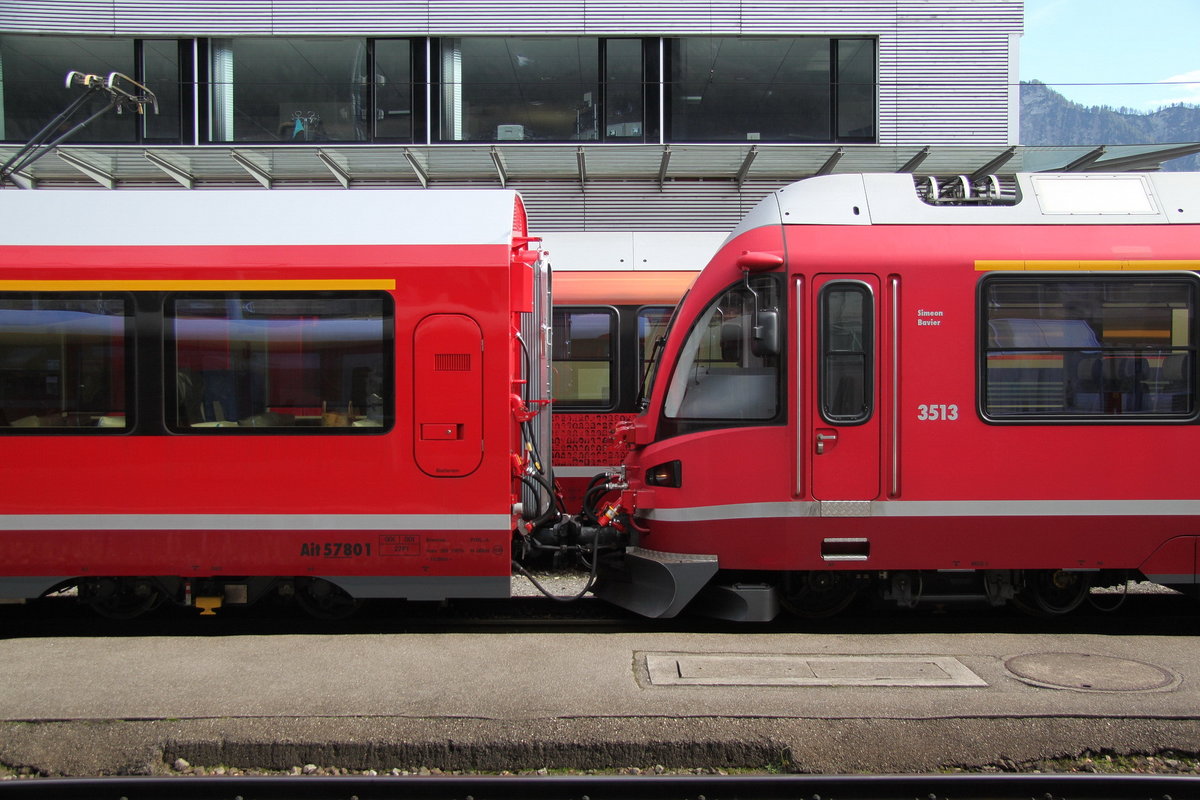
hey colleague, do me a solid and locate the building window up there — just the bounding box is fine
[168,293,392,431]
[0,36,183,144]
[981,276,1197,421]
[208,38,417,143]
[552,308,616,408]
[436,37,649,142]
[0,294,131,431]
[667,37,875,143]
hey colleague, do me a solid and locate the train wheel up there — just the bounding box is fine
[1014,570,1091,616]
[779,571,858,618]
[294,578,362,620]
[84,578,164,620]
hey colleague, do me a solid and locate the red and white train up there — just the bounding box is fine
[0,171,1197,620]
[591,171,1200,620]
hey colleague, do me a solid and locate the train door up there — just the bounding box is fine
[808,275,882,500]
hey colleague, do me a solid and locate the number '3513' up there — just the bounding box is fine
[917,404,959,421]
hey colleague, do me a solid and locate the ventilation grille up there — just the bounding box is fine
[435,353,472,372]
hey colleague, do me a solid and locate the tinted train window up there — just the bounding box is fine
[981,276,1197,421]
[0,294,131,431]
[637,305,674,399]
[663,276,780,425]
[552,308,616,408]
[168,293,392,432]
[820,282,873,424]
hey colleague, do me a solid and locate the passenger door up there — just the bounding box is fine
[809,275,882,500]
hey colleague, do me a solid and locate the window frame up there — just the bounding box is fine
[977,273,1200,425]
[551,305,619,412]
[0,292,136,435]
[164,290,395,435]
[658,276,784,438]
[664,35,877,144]
[818,280,874,425]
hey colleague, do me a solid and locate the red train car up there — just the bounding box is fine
[594,172,1200,621]
[0,188,550,617]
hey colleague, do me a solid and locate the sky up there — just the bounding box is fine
[1020,0,1200,111]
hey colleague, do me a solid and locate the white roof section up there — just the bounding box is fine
[728,172,1200,239]
[0,188,523,247]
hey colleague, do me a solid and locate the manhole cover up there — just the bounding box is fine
[1004,652,1176,692]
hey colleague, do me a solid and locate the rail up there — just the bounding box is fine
[0,773,1196,800]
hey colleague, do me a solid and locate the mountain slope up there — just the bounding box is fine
[1020,80,1200,171]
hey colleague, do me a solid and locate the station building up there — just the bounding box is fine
[0,0,1194,269]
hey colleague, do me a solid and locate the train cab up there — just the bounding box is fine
[595,172,1200,621]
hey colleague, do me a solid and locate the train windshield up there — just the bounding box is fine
[637,295,686,411]
[662,277,781,425]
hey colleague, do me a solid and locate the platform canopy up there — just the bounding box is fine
[1,142,1198,191]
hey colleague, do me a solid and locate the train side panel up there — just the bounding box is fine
[0,190,544,607]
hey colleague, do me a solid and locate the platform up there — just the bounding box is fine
[2,627,1200,776]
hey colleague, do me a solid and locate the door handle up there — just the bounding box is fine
[816,432,837,455]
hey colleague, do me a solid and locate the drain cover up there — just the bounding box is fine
[643,653,986,687]
[1004,652,1176,692]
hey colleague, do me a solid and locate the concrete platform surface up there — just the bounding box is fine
[2,630,1200,776]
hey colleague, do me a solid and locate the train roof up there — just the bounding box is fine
[0,188,525,247]
[729,172,1200,240]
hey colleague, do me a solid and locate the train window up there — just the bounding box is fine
[0,294,131,431]
[167,293,392,432]
[819,282,873,424]
[981,276,1197,421]
[552,308,616,408]
[637,305,674,398]
[663,276,780,425]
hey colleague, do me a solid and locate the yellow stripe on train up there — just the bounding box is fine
[976,260,1200,272]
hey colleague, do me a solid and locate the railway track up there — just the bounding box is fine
[1,773,1198,800]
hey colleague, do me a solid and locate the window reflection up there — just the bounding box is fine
[552,309,615,407]
[668,37,874,143]
[664,278,780,422]
[0,295,129,430]
[0,36,138,143]
[170,294,391,431]
[209,38,415,143]
[982,278,1197,419]
[438,37,646,142]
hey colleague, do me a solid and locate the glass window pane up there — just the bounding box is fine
[552,309,614,406]
[670,37,831,142]
[820,284,873,423]
[142,39,181,141]
[836,38,875,140]
[440,37,599,142]
[665,278,780,420]
[170,294,390,431]
[604,38,646,140]
[0,36,137,143]
[982,278,1196,418]
[374,39,414,141]
[0,295,129,430]
[211,38,368,143]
